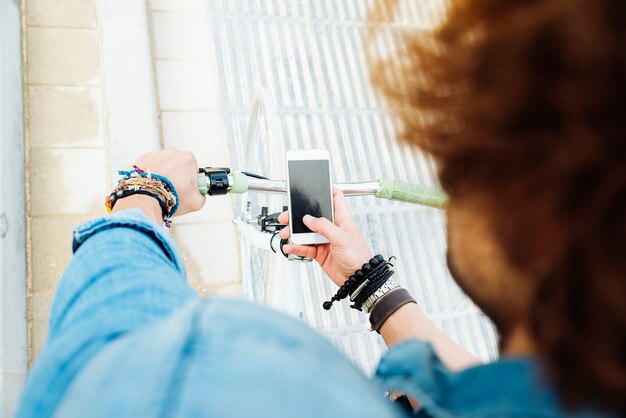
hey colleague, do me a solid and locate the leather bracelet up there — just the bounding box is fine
[369,288,416,333]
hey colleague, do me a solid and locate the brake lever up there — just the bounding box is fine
[197,167,230,196]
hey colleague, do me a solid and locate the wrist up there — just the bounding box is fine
[111,195,163,224]
[345,252,375,283]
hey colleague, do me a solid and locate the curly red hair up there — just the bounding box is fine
[369,0,626,412]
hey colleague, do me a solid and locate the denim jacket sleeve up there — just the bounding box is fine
[375,339,613,417]
[17,209,197,418]
[48,209,196,341]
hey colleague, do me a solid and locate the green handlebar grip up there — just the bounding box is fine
[229,171,248,194]
[376,179,447,209]
[198,173,209,195]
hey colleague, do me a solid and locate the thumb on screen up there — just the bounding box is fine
[303,215,341,242]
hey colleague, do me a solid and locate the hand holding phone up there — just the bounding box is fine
[278,188,374,287]
[286,149,334,245]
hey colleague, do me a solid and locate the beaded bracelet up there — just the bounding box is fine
[117,165,179,215]
[349,262,389,302]
[116,178,175,208]
[322,254,389,311]
[105,165,179,227]
[350,267,396,311]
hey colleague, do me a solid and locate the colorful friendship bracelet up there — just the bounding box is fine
[117,165,179,216]
[114,178,176,209]
[105,165,179,227]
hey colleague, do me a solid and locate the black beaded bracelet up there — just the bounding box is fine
[349,263,387,301]
[350,267,395,311]
[349,256,397,310]
[322,254,386,310]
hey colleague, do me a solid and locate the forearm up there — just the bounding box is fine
[379,300,480,370]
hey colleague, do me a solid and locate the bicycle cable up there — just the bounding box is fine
[270,231,280,253]
[241,171,269,180]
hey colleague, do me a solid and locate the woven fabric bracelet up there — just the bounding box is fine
[117,165,179,217]
[147,174,179,216]
[106,178,175,212]
[116,178,174,206]
[106,180,175,226]
[105,165,178,227]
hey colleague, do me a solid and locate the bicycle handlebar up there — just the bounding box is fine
[197,169,447,209]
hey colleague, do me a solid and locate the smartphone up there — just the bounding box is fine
[286,149,334,245]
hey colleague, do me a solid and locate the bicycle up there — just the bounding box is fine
[196,91,495,373]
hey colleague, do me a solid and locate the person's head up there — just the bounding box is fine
[370,0,626,413]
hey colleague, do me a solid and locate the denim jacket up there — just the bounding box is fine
[15,210,613,418]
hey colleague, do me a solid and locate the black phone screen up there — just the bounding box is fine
[288,159,333,234]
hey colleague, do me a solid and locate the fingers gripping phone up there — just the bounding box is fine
[286,149,334,245]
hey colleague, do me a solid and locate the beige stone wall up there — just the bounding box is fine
[24,0,108,362]
[23,0,243,363]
